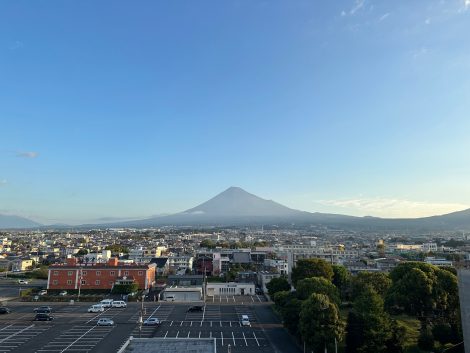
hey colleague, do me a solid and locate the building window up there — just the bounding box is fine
[81,280,86,285]
[109,281,114,285]
[95,280,100,285]
[96,271,101,276]
[53,271,59,276]
[82,271,87,275]
[67,280,72,285]
[68,271,73,276]
[110,271,115,276]
[124,271,129,276]
[138,271,143,276]
[53,280,58,285]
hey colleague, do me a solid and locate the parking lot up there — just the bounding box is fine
[207,295,266,304]
[0,298,300,353]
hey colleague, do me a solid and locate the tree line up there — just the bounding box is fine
[266,259,463,353]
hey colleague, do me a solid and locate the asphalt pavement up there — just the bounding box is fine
[0,297,300,353]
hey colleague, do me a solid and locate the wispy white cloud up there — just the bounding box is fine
[350,0,365,15]
[378,13,390,22]
[411,47,428,59]
[341,0,365,16]
[318,198,469,218]
[10,41,24,50]
[17,151,39,158]
[425,18,431,25]
[0,180,7,186]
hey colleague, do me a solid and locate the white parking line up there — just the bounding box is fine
[220,332,224,346]
[0,324,13,332]
[164,331,168,338]
[187,331,190,338]
[145,304,161,321]
[176,331,179,338]
[251,296,254,302]
[58,326,97,353]
[242,332,248,346]
[232,332,236,346]
[253,332,260,346]
[257,295,262,302]
[199,331,201,338]
[170,321,173,326]
[190,321,193,327]
[0,325,34,344]
[202,304,206,321]
[180,321,183,327]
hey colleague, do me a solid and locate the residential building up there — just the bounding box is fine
[47,257,156,291]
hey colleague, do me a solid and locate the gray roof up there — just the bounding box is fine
[119,338,216,353]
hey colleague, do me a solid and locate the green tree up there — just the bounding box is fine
[296,277,340,305]
[281,297,302,337]
[417,326,435,351]
[266,277,291,297]
[273,290,291,308]
[346,286,393,353]
[111,283,138,294]
[299,293,345,352]
[75,249,88,256]
[351,272,391,300]
[332,264,351,301]
[105,244,129,253]
[291,258,334,286]
[199,239,216,249]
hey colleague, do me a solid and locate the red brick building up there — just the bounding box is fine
[47,257,156,291]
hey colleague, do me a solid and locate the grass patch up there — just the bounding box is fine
[393,314,426,353]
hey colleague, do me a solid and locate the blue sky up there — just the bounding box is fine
[1,0,470,224]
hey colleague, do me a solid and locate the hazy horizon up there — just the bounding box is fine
[2,1,470,223]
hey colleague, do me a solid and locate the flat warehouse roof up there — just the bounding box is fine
[119,338,216,353]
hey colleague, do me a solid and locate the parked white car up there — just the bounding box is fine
[88,305,105,313]
[97,318,114,326]
[17,280,29,285]
[143,317,160,326]
[240,315,250,327]
[111,301,126,308]
[99,299,114,308]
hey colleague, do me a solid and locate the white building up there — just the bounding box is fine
[257,272,281,294]
[168,256,194,271]
[206,282,255,296]
[421,243,438,252]
[424,257,452,267]
[264,259,289,275]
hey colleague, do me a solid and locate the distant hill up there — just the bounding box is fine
[104,187,470,230]
[0,214,42,229]
[104,187,359,228]
[5,187,470,231]
[183,186,302,217]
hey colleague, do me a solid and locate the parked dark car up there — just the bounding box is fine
[0,307,11,314]
[35,313,54,321]
[34,306,52,313]
[187,305,204,312]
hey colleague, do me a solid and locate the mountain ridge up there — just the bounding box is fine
[2,187,470,230]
